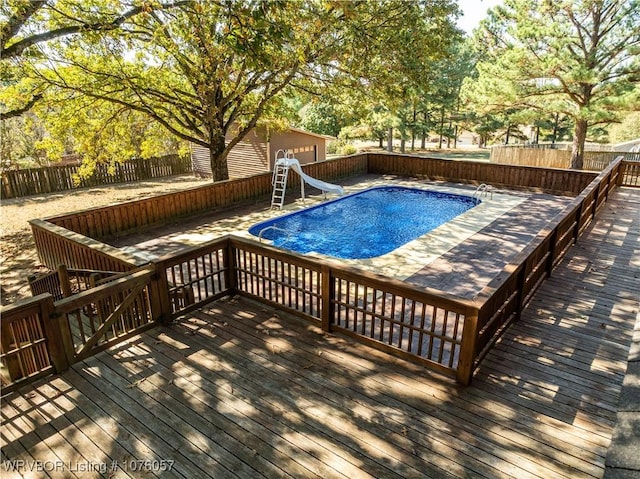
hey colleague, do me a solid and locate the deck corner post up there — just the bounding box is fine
[41,294,71,373]
[616,162,625,187]
[456,308,479,386]
[150,260,172,324]
[321,265,333,333]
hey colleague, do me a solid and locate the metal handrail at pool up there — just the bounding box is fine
[258,225,292,243]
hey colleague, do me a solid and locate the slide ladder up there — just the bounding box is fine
[271,159,290,208]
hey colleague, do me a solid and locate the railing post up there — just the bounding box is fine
[573,200,584,244]
[617,162,625,186]
[40,295,71,372]
[321,265,333,333]
[591,181,601,219]
[146,263,166,324]
[225,238,237,295]
[605,172,612,200]
[456,307,479,386]
[151,260,173,324]
[514,264,527,321]
[58,264,73,297]
[546,228,558,277]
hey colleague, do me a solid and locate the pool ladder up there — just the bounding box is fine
[472,183,494,200]
[271,150,291,209]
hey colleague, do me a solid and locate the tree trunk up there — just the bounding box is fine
[387,127,393,152]
[504,125,511,145]
[208,130,229,181]
[378,136,383,148]
[421,111,427,149]
[411,105,416,151]
[552,113,559,144]
[438,105,445,149]
[571,119,587,169]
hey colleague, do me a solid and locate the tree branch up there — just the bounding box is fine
[0,93,43,120]
[1,1,191,58]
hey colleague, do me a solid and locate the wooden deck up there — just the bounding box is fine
[2,188,638,479]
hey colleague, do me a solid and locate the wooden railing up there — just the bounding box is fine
[470,157,623,369]
[3,154,631,392]
[1,154,192,199]
[1,267,159,393]
[621,160,640,187]
[28,265,120,301]
[30,219,145,272]
[326,260,478,381]
[0,295,61,389]
[153,238,232,319]
[55,267,158,363]
[232,237,324,320]
[165,236,479,381]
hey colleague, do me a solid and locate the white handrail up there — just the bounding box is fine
[472,183,494,200]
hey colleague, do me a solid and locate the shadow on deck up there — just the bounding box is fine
[1,188,638,479]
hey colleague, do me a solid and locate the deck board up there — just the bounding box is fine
[2,187,638,479]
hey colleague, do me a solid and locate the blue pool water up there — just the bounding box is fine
[249,186,479,259]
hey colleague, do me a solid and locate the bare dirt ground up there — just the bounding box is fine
[1,175,210,306]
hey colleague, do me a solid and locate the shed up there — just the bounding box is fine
[191,125,332,179]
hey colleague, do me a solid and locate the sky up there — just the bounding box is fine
[457,0,503,34]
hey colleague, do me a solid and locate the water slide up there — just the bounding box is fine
[278,157,344,196]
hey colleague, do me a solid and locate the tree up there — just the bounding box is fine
[425,41,476,149]
[343,1,463,153]
[0,0,189,120]
[300,101,346,138]
[466,0,640,168]
[13,0,462,181]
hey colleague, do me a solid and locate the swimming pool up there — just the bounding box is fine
[249,186,480,259]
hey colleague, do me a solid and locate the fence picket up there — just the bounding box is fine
[1,154,192,199]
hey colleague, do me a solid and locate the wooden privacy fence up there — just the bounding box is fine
[1,154,192,199]
[367,152,597,195]
[30,219,145,273]
[37,154,368,242]
[490,146,640,171]
[3,154,634,393]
